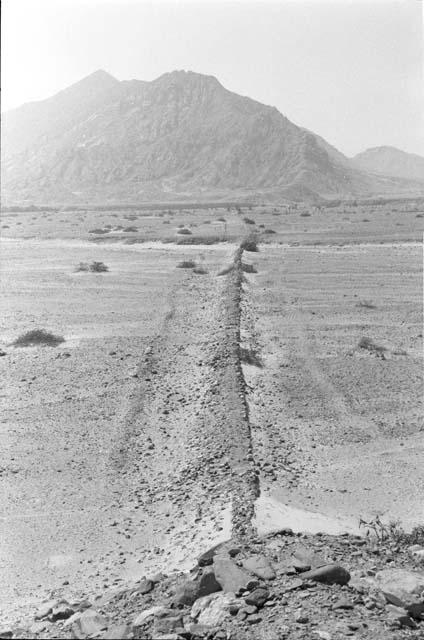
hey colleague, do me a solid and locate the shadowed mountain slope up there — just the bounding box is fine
[2,70,423,203]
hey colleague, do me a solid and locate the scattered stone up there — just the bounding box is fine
[198,567,222,598]
[48,602,75,621]
[35,600,58,620]
[244,588,269,608]
[133,606,167,627]
[102,623,132,638]
[332,598,354,610]
[29,622,46,635]
[191,592,239,626]
[386,604,417,629]
[295,611,309,624]
[242,555,276,580]
[247,614,262,625]
[285,578,304,591]
[71,609,109,638]
[213,556,251,593]
[301,564,350,585]
[138,578,154,594]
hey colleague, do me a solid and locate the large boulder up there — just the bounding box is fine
[300,564,350,585]
[213,556,251,592]
[71,610,109,639]
[242,555,276,580]
[375,568,424,618]
[191,593,239,626]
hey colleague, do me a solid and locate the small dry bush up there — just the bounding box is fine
[13,329,65,347]
[177,260,196,269]
[89,228,108,234]
[243,217,255,225]
[300,212,311,217]
[240,238,258,252]
[358,336,387,354]
[264,229,276,234]
[177,228,192,235]
[357,300,377,309]
[217,217,226,222]
[123,226,138,232]
[359,516,424,547]
[193,266,208,275]
[90,261,109,272]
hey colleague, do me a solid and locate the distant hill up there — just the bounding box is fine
[353,146,424,182]
[2,70,423,204]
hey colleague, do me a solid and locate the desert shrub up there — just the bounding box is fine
[264,229,276,234]
[193,266,208,275]
[243,217,255,225]
[358,336,387,354]
[362,218,370,222]
[356,300,377,309]
[240,238,258,252]
[241,262,257,274]
[163,220,170,224]
[359,516,424,547]
[123,226,138,232]
[177,228,192,235]
[177,260,196,269]
[300,212,311,217]
[416,213,423,218]
[88,228,108,234]
[90,261,109,272]
[217,265,234,276]
[217,217,226,222]
[12,329,65,347]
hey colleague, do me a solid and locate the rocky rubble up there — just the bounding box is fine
[9,530,424,639]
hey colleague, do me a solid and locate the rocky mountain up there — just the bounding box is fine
[2,70,423,204]
[352,146,424,182]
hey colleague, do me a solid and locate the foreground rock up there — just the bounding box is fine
[21,530,424,639]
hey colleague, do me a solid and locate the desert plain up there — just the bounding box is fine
[0,199,423,632]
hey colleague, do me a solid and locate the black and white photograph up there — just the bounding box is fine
[1,0,423,638]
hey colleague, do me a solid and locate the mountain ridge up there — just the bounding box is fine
[352,146,424,182]
[2,69,423,204]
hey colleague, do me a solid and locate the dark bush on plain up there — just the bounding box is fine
[177,228,192,235]
[243,217,255,225]
[356,300,377,309]
[123,226,138,232]
[240,238,258,252]
[90,261,109,272]
[88,228,109,234]
[193,266,208,275]
[177,260,196,269]
[358,336,387,354]
[13,329,65,347]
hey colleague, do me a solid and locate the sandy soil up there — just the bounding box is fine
[0,202,422,628]
[0,239,256,624]
[242,243,423,533]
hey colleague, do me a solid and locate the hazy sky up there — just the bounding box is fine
[2,0,423,157]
